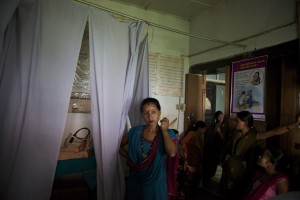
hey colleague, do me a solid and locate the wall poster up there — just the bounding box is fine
[149,53,183,97]
[230,55,268,120]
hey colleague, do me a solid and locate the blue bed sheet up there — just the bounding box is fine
[55,156,97,189]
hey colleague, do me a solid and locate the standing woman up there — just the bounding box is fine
[219,111,300,200]
[202,111,225,187]
[177,121,206,199]
[119,97,177,200]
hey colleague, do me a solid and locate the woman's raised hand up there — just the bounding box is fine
[160,117,169,131]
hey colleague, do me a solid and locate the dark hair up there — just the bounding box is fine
[237,111,254,128]
[140,97,161,112]
[191,121,206,131]
[266,148,289,172]
[215,111,223,122]
[268,148,284,165]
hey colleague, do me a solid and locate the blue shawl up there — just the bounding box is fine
[126,125,176,200]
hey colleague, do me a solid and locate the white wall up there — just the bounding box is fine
[189,0,298,65]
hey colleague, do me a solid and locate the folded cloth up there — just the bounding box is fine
[60,146,80,153]
[58,151,89,160]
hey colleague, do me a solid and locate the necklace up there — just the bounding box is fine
[141,132,157,160]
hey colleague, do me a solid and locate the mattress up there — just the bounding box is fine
[55,156,97,189]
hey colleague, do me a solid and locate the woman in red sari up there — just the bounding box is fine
[177,121,206,199]
[244,148,289,200]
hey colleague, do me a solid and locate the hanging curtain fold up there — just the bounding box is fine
[127,35,149,127]
[0,0,20,56]
[116,22,149,198]
[89,9,148,199]
[0,0,88,199]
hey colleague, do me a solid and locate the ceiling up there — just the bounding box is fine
[109,0,224,20]
[73,0,228,95]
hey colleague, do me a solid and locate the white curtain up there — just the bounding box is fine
[0,0,20,81]
[0,0,148,199]
[0,0,147,200]
[0,0,88,199]
[89,9,147,199]
[128,36,149,127]
[0,0,20,55]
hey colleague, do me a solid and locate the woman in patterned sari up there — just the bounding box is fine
[219,111,300,200]
[119,97,177,200]
[177,121,206,199]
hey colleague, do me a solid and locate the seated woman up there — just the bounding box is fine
[219,112,299,200]
[243,148,289,200]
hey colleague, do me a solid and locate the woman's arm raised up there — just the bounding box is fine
[257,114,300,140]
[161,118,177,157]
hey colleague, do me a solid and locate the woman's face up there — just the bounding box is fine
[142,102,161,126]
[217,114,224,123]
[257,150,272,168]
[235,117,247,130]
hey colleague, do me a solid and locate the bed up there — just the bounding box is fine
[54,149,97,190]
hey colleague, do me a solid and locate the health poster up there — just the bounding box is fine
[230,55,267,120]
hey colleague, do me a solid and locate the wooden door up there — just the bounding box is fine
[184,73,206,131]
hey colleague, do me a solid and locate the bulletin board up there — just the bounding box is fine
[149,53,184,97]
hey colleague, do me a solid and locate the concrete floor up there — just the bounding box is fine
[51,165,224,200]
[188,165,223,200]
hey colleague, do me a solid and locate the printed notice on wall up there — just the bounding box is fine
[149,53,183,97]
[230,55,267,120]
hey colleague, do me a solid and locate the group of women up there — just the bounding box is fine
[119,97,300,200]
[219,111,299,199]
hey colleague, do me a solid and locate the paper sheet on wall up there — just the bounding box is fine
[149,53,183,97]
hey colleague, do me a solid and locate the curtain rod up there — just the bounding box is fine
[73,0,246,48]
